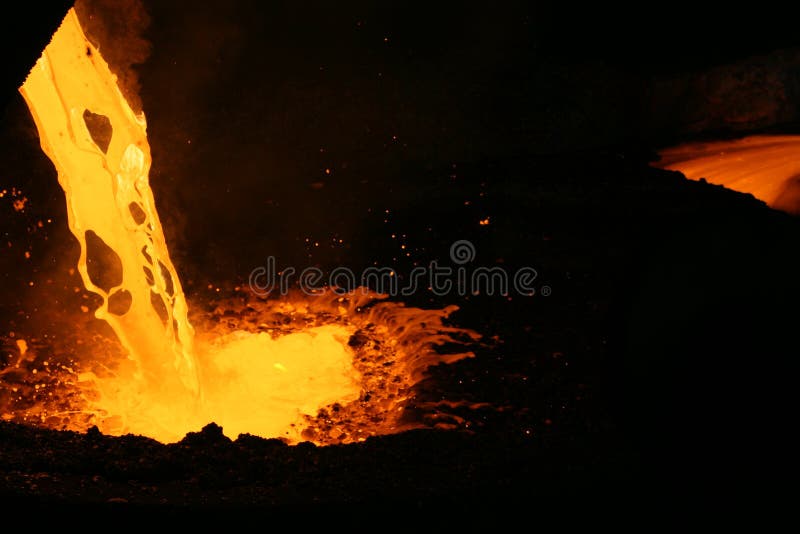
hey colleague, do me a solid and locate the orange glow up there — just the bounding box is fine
[3,8,480,444]
[658,135,800,214]
[12,198,27,212]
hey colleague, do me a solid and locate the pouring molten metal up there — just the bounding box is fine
[2,8,479,444]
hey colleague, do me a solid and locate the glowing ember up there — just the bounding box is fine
[1,8,480,444]
[658,135,800,214]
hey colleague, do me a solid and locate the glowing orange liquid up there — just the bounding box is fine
[658,135,800,214]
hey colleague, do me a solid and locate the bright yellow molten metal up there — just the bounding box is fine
[88,323,362,443]
[201,325,361,440]
[18,8,362,443]
[20,9,198,398]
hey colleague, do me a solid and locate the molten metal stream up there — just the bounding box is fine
[9,8,477,444]
[20,8,200,410]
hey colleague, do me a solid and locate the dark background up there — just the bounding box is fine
[7,1,800,283]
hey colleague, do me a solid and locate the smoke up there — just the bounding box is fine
[74,0,151,114]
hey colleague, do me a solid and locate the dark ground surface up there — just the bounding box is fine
[1,0,799,520]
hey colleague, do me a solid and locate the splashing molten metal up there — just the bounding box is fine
[1,9,479,444]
